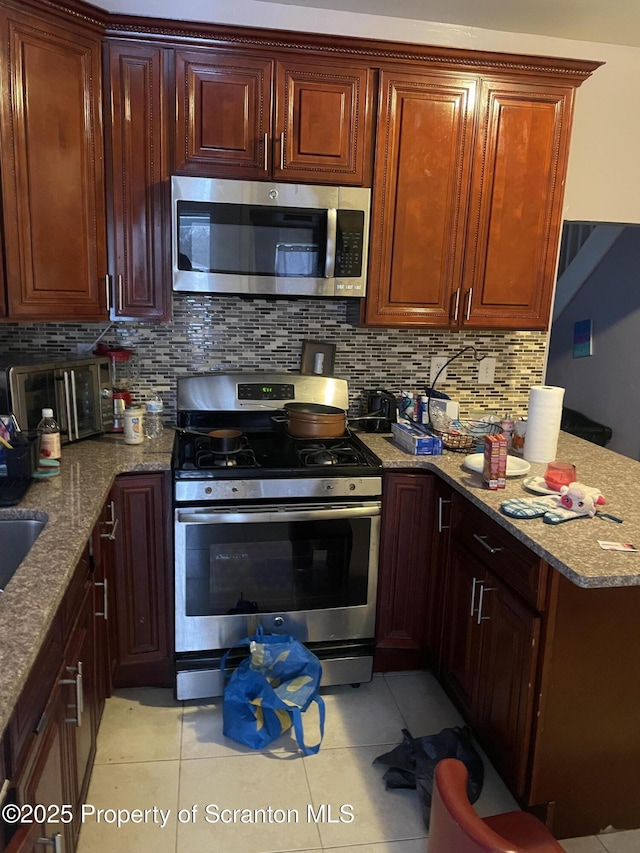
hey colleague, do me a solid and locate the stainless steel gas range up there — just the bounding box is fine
[172,372,382,700]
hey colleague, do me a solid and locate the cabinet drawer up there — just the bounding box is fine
[451,494,547,609]
[60,546,91,645]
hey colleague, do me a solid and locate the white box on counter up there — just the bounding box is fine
[418,396,460,425]
[391,422,443,456]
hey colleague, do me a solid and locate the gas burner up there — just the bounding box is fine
[297,441,362,468]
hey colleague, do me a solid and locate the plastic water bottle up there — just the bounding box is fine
[144,393,164,439]
[37,407,61,474]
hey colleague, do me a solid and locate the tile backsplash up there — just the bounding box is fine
[0,294,546,420]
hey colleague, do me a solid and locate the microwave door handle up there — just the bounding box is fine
[324,208,337,278]
[70,370,80,440]
[62,371,73,441]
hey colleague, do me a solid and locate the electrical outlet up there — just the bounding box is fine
[430,356,448,384]
[478,357,496,384]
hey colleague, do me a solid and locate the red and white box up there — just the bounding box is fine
[482,433,507,489]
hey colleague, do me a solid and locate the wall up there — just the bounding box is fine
[546,226,640,459]
[0,297,545,422]
[101,0,640,225]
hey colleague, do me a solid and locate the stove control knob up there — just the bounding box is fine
[274,616,284,627]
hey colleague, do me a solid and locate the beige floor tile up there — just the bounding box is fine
[384,671,465,735]
[303,744,427,848]
[313,675,407,750]
[177,753,322,852]
[76,760,179,853]
[95,688,183,764]
[559,836,607,852]
[597,829,640,852]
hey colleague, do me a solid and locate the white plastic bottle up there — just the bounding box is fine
[144,393,164,439]
[37,407,61,474]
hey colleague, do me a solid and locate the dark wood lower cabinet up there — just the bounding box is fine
[374,472,435,672]
[2,472,172,852]
[110,472,173,688]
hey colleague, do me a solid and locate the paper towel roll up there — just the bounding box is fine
[523,386,565,463]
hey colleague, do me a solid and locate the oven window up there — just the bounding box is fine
[183,516,371,616]
[177,201,326,278]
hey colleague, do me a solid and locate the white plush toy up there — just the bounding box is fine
[556,482,605,517]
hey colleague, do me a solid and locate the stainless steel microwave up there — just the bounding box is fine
[0,356,113,441]
[171,176,371,298]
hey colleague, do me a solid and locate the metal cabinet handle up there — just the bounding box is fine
[477,583,497,624]
[63,372,73,442]
[473,533,503,555]
[95,577,108,620]
[452,287,461,322]
[37,834,63,852]
[470,576,479,616]
[100,501,119,540]
[280,131,285,171]
[465,287,473,321]
[61,662,83,726]
[104,274,111,313]
[0,778,9,807]
[263,133,268,172]
[117,274,123,314]
[437,497,451,533]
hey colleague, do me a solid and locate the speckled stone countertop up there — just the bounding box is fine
[0,431,174,741]
[357,429,640,590]
[1,427,639,741]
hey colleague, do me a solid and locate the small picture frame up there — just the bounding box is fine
[300,340,336,376]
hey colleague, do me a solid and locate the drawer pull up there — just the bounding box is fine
[37,833,63,852]
[61,662,83,726]
[473,533,503,555]
[0,778,9,807]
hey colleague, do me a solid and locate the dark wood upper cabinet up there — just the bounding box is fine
[106,41,171,320]
[174,49,373,185]
[0,3,108,321]
[461,79,574,329]
[362,62,596,330]
[365,70,476,326]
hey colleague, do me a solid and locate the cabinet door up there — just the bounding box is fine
[174,49,272,178]
[107,42,171,320]
[461,79,573,330]
[0,5,107,321]
[62,584,96,847]
[274,59,373,185]
[375,473,435,671]
[440,540,483,716]
[364,70,476,327]
[111,473,173,687]
[475,572,541,797]
[12,664,70,853]
[424,478,453,673]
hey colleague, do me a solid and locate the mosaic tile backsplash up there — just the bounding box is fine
[0,294,546,421]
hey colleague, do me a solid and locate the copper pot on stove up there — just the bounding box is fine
[208,429,244,453]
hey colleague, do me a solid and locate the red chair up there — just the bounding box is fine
[429,759,565,852]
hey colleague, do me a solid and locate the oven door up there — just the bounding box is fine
[174,501,381,653]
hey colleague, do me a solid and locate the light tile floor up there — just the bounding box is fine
[77,672,639,852]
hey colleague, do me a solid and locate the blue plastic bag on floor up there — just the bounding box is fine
[221,627,325,755]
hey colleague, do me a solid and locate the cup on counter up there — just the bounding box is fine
[544,461,576,491]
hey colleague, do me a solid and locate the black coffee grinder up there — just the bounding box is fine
[363,389,397,433]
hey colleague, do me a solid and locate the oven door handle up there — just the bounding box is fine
[176,504,381,525]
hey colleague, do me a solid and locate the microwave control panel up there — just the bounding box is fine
[335,210,364,278]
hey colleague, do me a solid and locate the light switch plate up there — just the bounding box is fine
[430,356,448,384]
